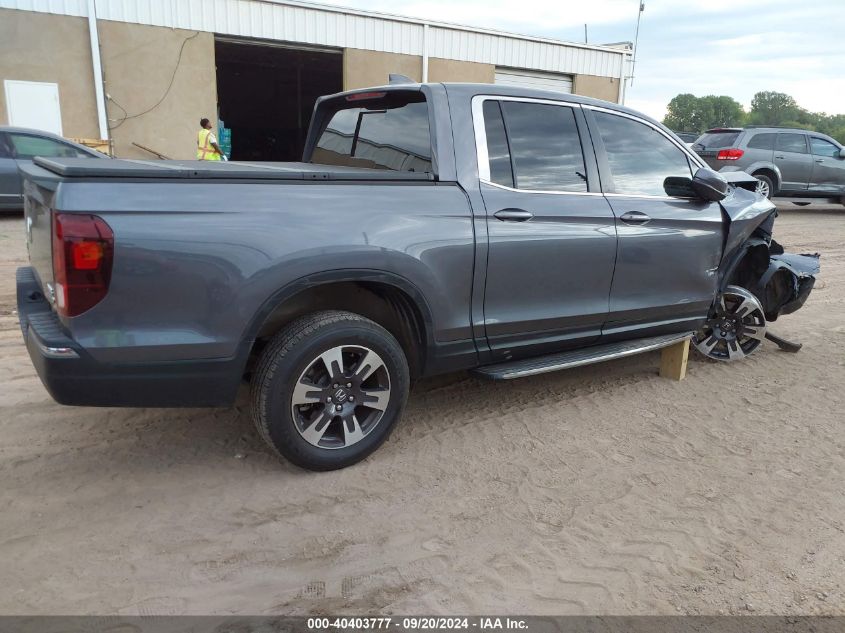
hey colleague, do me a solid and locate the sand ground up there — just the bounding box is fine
[0,203,843,615]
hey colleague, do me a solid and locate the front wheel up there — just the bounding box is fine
[692,286,767,362]
[251,311,410,470]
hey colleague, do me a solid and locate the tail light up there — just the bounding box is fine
[716,148,744,161]
[52,213,114,317]
[345,91,387,101]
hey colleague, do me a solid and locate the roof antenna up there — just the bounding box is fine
[389,74,415,85]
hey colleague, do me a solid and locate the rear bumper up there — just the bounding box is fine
[17,266,240,407]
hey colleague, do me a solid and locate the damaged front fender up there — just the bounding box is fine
[719,185,777,259]
[753,251,820,320]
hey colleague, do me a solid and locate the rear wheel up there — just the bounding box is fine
[251,310,410,470]
[753,173,774,199]
[692,286,766,362]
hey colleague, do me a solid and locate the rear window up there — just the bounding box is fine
[311,92,432,172]
[693,131,741,150]
[747,133,776,150]
[776,133,808,154]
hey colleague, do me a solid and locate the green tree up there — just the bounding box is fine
[663,93,702,132]
[747,91,803,126]
[701,95,746,130]
[663,90,845,144]
[663,94,745,133]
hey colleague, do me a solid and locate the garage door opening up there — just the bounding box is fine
[494,68,573,94]
[215,38,342,161]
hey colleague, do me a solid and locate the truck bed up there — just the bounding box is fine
[32,157,435,181]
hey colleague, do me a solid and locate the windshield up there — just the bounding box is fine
[312,92,432,172]
[693,131,741,150]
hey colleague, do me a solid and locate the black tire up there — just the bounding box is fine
[753,173,775,199]
[251,310,409,471]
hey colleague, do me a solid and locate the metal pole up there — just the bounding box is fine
[86,0,109,141]
[630,1,644,87]
[422,23,429,82]
[619,56,628,105]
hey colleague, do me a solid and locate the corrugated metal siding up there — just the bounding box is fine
[494,69,573,94]
[0,0,86,16]
[1,0,626,78]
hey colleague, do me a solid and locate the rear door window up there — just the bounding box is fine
[499,101,587,192]
[746,133,776,150]
[776,133,808,154]
[312,92,432,172]
[594,111,692,197]
[810,137,840,158]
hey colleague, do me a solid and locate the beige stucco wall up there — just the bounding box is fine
[573,73,620,103]
[343,49,422,90]
[344,49,494,89]
[427,57,494,84]
[98,21,217,159]
[0,9,100,138]
[344,49,616,103]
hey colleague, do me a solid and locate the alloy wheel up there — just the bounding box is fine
[290,345,391,449]
[755,178,771,198]
[692,286,766,361]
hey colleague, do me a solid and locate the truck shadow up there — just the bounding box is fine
[13,346,740,481]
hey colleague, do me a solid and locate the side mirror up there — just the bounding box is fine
[691,167,728,202]
[663,176,696,198]
[839,148,845,159]
[663,169,728,201]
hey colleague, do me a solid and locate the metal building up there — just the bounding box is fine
[0,0,631,160]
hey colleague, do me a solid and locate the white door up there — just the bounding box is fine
[494,69,573,94]
[4,80,63,135]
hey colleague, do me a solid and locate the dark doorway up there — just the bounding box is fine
[214,38,343,161]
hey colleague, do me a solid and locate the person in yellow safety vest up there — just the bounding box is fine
[197,118,226,161]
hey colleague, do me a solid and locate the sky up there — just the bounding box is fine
[319,0,845,121]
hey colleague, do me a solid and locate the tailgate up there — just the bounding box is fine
[691,130,743,171]
[696,151,723,170]
[22,168,56,303]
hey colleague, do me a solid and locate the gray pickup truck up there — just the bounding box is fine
[17,83,820,470]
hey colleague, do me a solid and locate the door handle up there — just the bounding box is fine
[815,158,825,163]
[775,155,785,159]
[620,211,651,225]
[494,208,534,222]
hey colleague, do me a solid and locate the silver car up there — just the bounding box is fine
[692,126,845,200]
[0,127,105,212]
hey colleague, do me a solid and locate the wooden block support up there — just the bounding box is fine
[659,338,690,381]
[69,138,112,156]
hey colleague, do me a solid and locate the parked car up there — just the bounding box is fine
[674,131,699,146]
[692,126,845,201]
[17,84,820,470]
[0,127,105,212]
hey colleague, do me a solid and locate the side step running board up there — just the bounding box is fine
[473,332,692,381]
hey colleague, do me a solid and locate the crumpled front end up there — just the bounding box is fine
[718,183,821,322]
[756,248,820,321]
